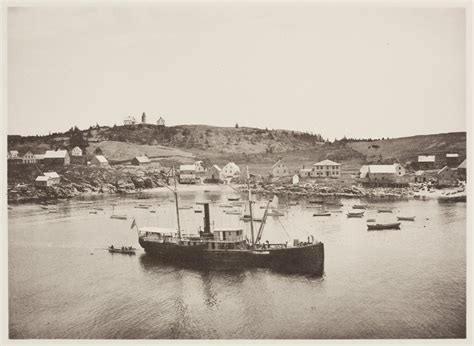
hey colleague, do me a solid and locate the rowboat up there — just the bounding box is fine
[325,202,343,207]
[367,218,376,222]
[377,208,393,213]
[367,222,401,231]
[240,215,263,222]
[308,200,324,204]
[225,210,242,215]
[267,211,285,217]
[110,214,127,220]
[352,204,368,209]
[347,211,364,218]
[313,212,331,217]
[135,205,149,209]
[228,197,240,201]
[397,216,415,221]
[108,246,136,254]
[194,210,203,213]
[41,206,49,210]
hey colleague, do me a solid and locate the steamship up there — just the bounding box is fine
[135,168,324,275]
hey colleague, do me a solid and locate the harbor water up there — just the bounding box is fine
[8,186,466,339]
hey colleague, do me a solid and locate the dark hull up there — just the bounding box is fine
[138,239,324,276]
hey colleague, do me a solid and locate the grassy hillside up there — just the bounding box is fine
[7,124,466,172]
[348,132,466,164]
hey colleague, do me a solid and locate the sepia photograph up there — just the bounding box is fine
[2,1,471,343]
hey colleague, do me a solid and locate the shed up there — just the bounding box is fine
[91,155,109,166]
[131,155,151,166]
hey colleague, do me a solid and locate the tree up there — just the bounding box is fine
[69,126,88,150]
[94,147,103,155]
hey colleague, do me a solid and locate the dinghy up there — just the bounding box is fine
[367,222,401,230]
[397,216,415,221]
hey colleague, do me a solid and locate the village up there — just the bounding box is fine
[6,113,467,203]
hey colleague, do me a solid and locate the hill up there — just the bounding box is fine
[7,124,466,172]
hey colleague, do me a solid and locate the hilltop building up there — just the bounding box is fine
[43,150,70,166]
[157,117,166,127]
[124,116,136,125]
[311,159,341,178]
[141,112,147,124]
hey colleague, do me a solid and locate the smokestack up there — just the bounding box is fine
[203,203,211,233]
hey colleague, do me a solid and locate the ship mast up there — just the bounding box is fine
[173,166,182,240]
[247,166,255,247]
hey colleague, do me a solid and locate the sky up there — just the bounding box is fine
[7,4,466,140]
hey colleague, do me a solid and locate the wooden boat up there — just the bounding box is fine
[367,222,401,230]
[89,211,97,214]
[267,211,284,217]
[313,212,331,217]
[108,246,136,254]
[204,190,211,192]
[240,215,263,222]
[48,209,58,213]
[308,199,324,204]
[41,206,49,210]
[138,204,152,207]
[135,205,150,209]
[150,210,157,213]
[352,204,367,209]
[377,208,393,213]
[227,197,240,201]
[194,210,203,213]
[397,216,415,221]
[225,210,242,215]
[367,218,376,222]
[347,211,365,218]
[325,202,343,207]
[110,214,127,220]
[178,206,193,210]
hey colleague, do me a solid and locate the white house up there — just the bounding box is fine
[157,116,166,126]
[71,146,83,157]
[194,161,206,175]
[364,164,406,183]
[91,155,109,166]
[311,159,341,178]
[44,172,61,185]
[22,151,36,164]
[179,164,196,184]
[270,160,289,177]
[35,175,51,187]
[8,150,19,158]
[292,174,300,185]
[124,116,136,125]
[222,162,241,178]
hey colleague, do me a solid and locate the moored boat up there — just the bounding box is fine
[108,246,136,254]
[352,204,368,209]
[228,197,240,201]
[367,222,401,231]
[110,214,127,220]
[347,211,364,218]
[397,216,415,221]
[377,208,393,213]
[313,212,331,217]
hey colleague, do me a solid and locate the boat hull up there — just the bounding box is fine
[138,239,324,276]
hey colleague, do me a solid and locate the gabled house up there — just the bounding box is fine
[222,162,241,178]
[206,165,222,183]
[44,150,70,166]
[91,155,109,166]
[71,146,83,157]
[157,116,166,127]
[437,166,458,187]
[179,164,196,184]
[131,155,151,166]
[362,164,406,185]
[44,172,61,185]
[417,155,436,169]
[22,151,36,164]
[311,159,341,178]
[270,160,289,178]
[124,116,136,125]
